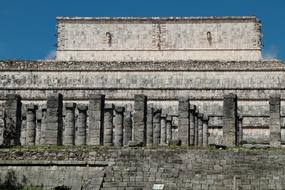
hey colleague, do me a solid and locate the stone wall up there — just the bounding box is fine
[56,16,261,61]
[1,148,285,190]
[1,60,285,144]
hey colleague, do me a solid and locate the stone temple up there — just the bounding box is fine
[1,16,285,189]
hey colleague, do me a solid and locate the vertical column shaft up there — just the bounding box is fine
[166,116,172,144]
[189,104,196,146]
[76,104,88,145]
[123,111,132,145]
[202,114,209,147]
[146,105,154,146]
[194,109,199,146]
[4,94,22,146]
[0,105,4,145]
[237,113,243,146]
[88,94,105,145]
[153,109,161,145]
[178,98,190,146]
[269,94,281,147]
[46,93,63,145]
[26,104,37,145]
[198,113,204,146]
[20,109,26,145]
[114,106,124,147]
[104,104,114,146]
[64,103,76,145]
[133,94,147,145]
[40,105,47,145]
[35,109,42,145]
[160,114,167,145]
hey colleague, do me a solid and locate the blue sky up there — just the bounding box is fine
[0,0,284,60]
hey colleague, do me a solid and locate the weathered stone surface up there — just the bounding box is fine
[223,93,238,146]
[20,108,26,145]
[104,104,114,146]
[64,103,76,145]
[0,105,3,145]
[202,114,209,147]
[269,94,281,147]
[194,108,199,146]
[46,93,63,145]
[153,108,161,145]
[114,106,124,147]
[146,105,154,146]
[189,104,196,146]
[40,105,47,145]
[237,113,243,145]
[26,104,37,145]
[123,111,132,146]
[178,97,190,146]
[160,114,167,145]
[198,113,204,146]
[76,104,88,145]
[133,94,147,145]
[166,116,172,144]
[3,94,22,146]
[88,94,105,145]
[35,109,42,145]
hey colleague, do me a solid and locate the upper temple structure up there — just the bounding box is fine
[56,16,262,61]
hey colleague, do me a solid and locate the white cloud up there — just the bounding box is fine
[263,45,279,60]
[44,50,56,60]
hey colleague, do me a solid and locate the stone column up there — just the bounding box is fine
[197,113,204,146]
[160,114,167,145]
[114,106,124,147]
[64,103,76,145]
[0,105,4,145]
[153,108,161,145]
[35,109,42,145]
[46,93,63,145]
[123,111,132,145]
[76,104,88,145]
[269,94,281,147]
[26,104,37,146]
[202,114,209,147]
[194,108,199,146]
[20,109,26,145]
[189,104,196,146]
[237,113,243,146]
[4,94,22,146]
[40,105,47,145]
[133,94,147,145]
[166,116,172,144]
[104,104,114,146]
[178,98,190,146]
[223,93,238,146]
[88,94,105,145]
[146,105,154,146]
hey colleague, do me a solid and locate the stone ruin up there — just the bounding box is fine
[0,92,282,148]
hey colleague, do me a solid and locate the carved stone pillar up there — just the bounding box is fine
[26,104,37,145]
[153,108,161,145]
[40,105,47,145]
[189,104,196,146]
[160,114,167,145]
[269,94,281,147]
[178,97,190,146]
[114,106,124,147]
[20,109,26,145]
[146,105,154,146]
[133,94,147,145]
[64,103,76,145]
[35,109,42,145]
[194,108,199,146]
[166,116,172,144]
[76,104,88,145]
[198,113,204,146]
[88,94,105,145]
[104,104,114,146]
[123,111,132,145]
[202,114,209,147]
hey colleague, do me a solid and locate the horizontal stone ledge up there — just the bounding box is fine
[0,160,108,167]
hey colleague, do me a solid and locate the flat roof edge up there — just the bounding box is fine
[56,16,258,22]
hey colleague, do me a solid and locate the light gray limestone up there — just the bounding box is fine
[88,94,105,145]
[178,98,190,146]
[123,111,132,145]
[20,109,26,145]
[40,105,47,145]
[46,93,63,145]
[104,104,114,146]
[202,114,209,147]
[153,108,161,145]
[166,116,172,144]
[114,106,124,147]
[194,108,199,146]
[198,113,204,146]
[223,93,238,146]
[146,105,154,146]
[189,104,196,146]
[160,114,167,145]
[35,109,42,145]
[64,103,76,145]
[269,94,281,147]
[133,94,147,145]
[26,104,37,145]
[76,104,88,145]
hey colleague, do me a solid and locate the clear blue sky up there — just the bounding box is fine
[0,0,284,60]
